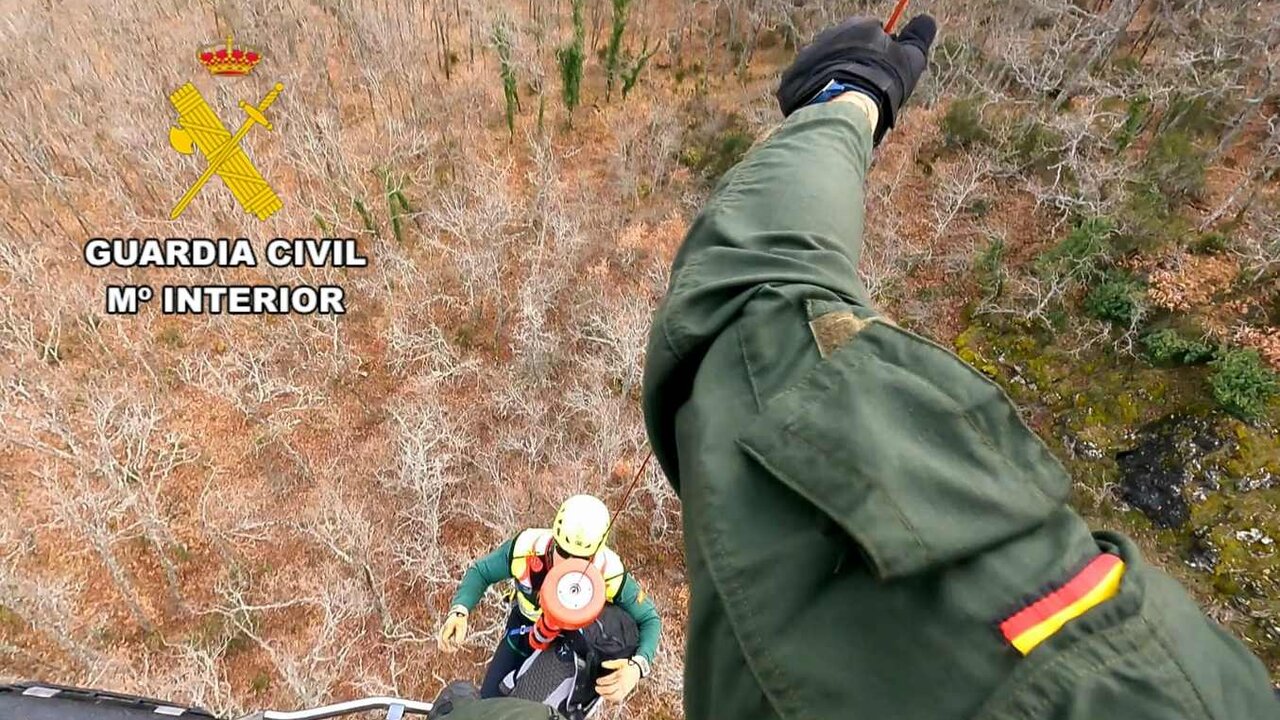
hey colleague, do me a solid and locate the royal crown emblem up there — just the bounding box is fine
[199,35,261,76]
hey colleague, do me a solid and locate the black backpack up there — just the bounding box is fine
[502,605,640,719]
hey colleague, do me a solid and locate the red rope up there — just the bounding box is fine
[593,450,653,562]
[885,0,911,32]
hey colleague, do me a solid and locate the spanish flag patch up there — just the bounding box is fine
[1000,553,1125,656]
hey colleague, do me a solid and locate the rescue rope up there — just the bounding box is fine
[595,449,653,559]
[885,0,911,32]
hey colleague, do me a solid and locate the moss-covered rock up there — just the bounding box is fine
[955,315,1280,674]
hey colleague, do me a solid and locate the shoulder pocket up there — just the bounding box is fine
[737,310,1070,580]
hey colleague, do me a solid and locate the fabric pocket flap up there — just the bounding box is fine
[737,317,1070,580]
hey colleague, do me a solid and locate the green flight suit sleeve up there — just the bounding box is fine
[644,101,875,490]
[641,96,1280,720]
[449,538,514,611]
[611,574,661,664]
[436,697,554,719]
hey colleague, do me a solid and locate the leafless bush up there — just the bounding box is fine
[931,155,993,238]
[210,573,367,708]
[574,291,653,397]
[176,349,327,440]
[2,378,200,629]
[384,386,471,586]
[16,0,1278,708]
[510,134,571,387]
[976,270,1074,330]
[562,379,647,486]
[144,638,240,718]
[1236,205,1280,285]
[197,470,276,567]
[613,102,682,200]
[296,481,422,640]
[860,225,931,303]
[0,511,101,670]
[423,160,526,310]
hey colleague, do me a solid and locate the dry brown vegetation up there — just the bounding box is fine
[1,0,1278,717]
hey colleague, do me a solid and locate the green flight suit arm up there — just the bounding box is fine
[435,697,554,719]
[640,93,1280,720]
[644,100,875,488]
[449,538,514,611]
[611,574,661,664]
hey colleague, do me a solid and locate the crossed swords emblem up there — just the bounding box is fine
[167,82,285,220]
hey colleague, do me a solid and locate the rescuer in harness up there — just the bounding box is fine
[437,495,661,704]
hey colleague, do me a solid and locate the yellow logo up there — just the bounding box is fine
[167,35,284,221]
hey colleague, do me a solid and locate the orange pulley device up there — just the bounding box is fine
[529,558,607,651]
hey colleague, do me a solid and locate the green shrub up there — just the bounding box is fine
[250,672,271,694]
[967,197,993,218]
[1007,118,1063,178]
[157,326,185,348]
[686,130,752,180]
[1111,96,1150,151]
[621,41,659,98]
[679,110,753,182]
[1037,216,1114,281]
[941,97,990,149]
[1084,273,1146,326]
[493,20,520,136]
[557,0,586,118]
[1143,130,1206,202]
[1161,94,1229,138]
[1193,232,1230,255]
[354,197,376,236]
[1142,329,1214,366]
[1209,348,1279,420]
[376,167,412,244]
[1116,180,1191,253]
[604,0,631,99]
[973,235,1006,299]
[557,43,584,115]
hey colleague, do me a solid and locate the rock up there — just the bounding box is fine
[1234,528,1275,547]
[1116,415,1227,529]
[1185,528,1220,572]
[1055,418,1104,460]
[1238,471,1278,493]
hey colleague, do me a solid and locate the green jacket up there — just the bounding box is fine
[641,101,1279,720]
[448,533,662,664]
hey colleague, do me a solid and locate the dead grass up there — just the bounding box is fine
[0,0,689,714]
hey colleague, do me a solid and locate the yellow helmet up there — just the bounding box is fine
[552,494,610,557]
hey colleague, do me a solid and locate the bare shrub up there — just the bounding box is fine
[613,102,682,200]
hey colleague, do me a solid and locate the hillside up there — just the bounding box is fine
[1,0,1277,717]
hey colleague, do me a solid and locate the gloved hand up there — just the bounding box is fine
[595,657,643,703]
[776,15,938,144]
[437,606,469,653]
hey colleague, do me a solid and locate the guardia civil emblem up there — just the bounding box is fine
[167,35,285,221]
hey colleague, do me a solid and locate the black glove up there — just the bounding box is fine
[776,15,937,144]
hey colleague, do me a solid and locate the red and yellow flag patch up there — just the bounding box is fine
[1000,553,1126,656]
